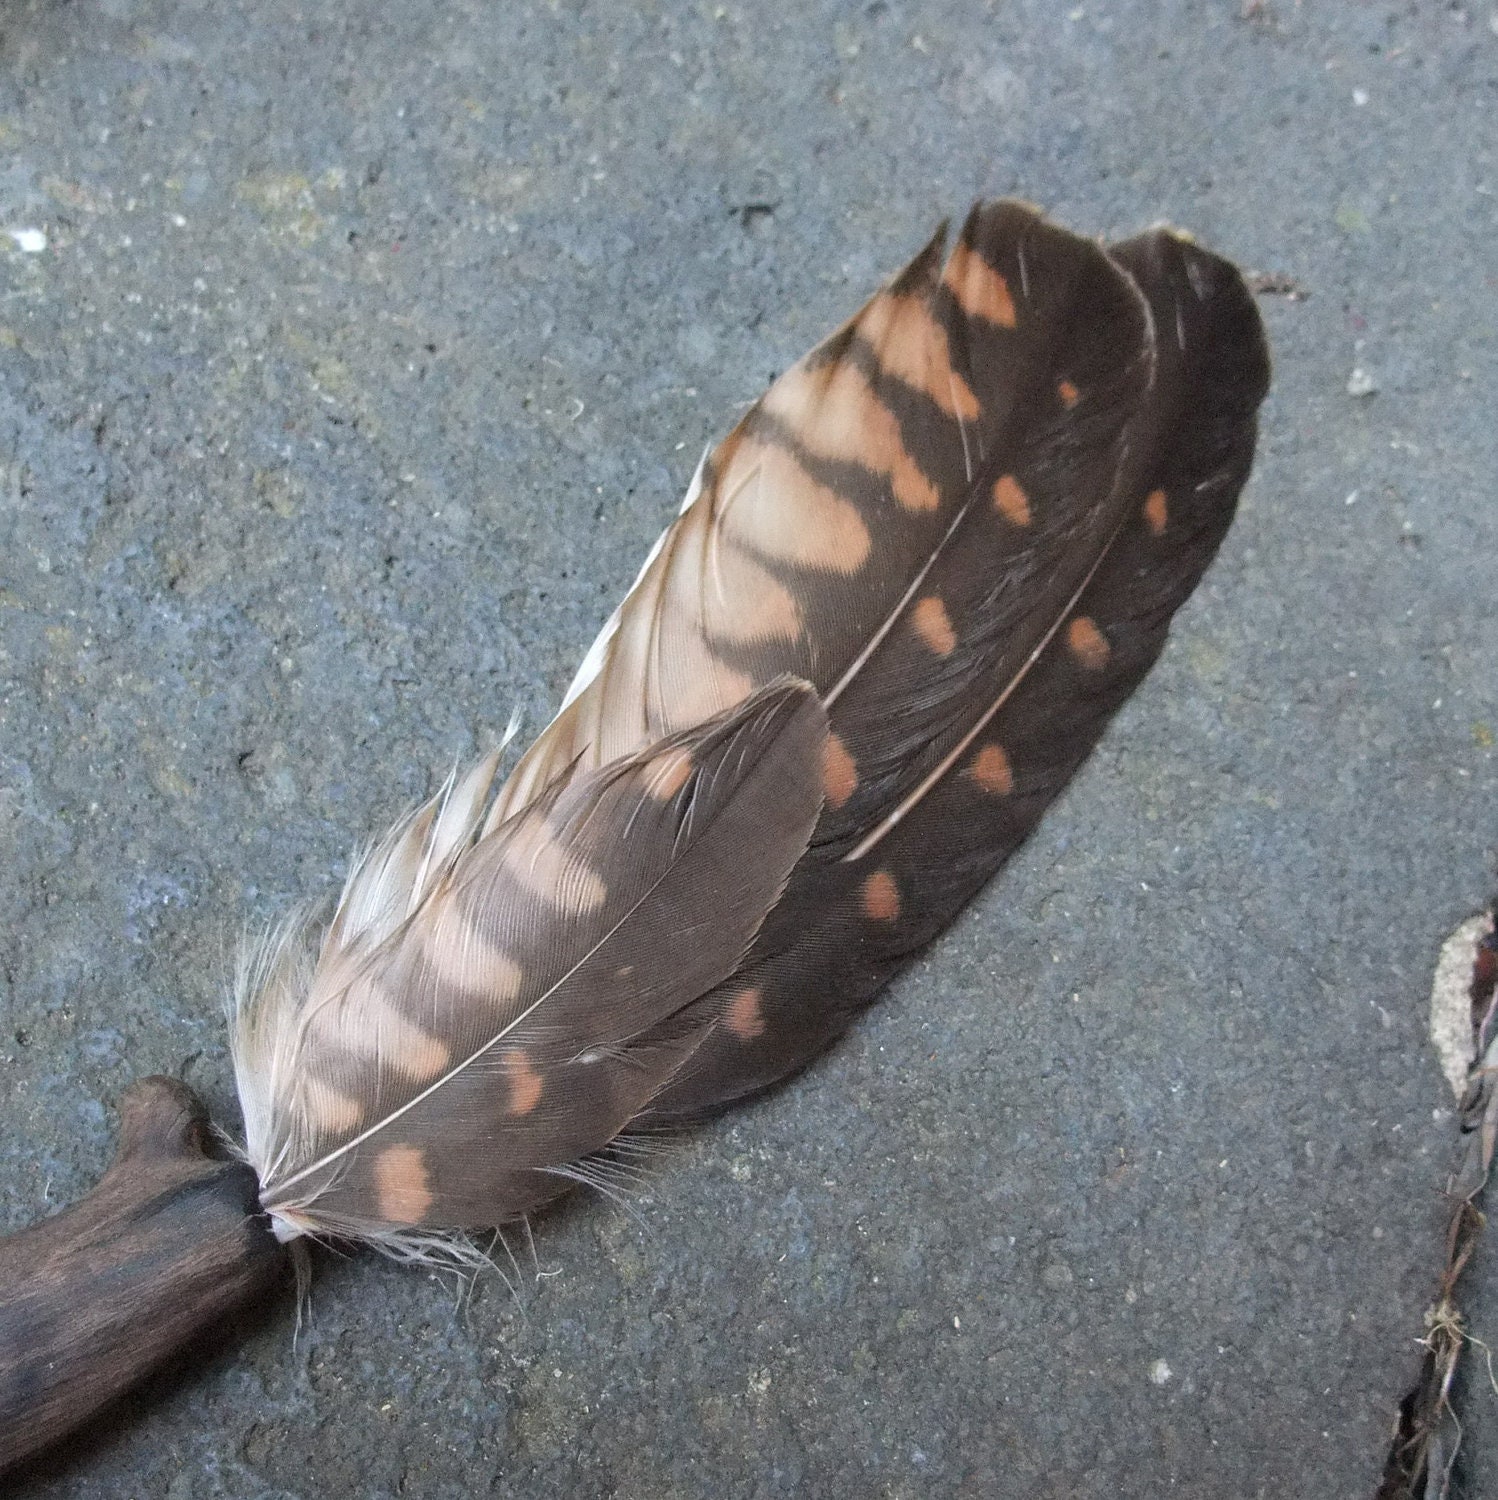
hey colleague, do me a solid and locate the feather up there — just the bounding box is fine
[230,199,1268,1245]
[487,202,1270,1118]
[231,679,827,1244]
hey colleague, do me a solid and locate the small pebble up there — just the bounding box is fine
[1347,367,1379,398]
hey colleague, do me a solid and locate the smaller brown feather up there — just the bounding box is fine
[234,679,827,1245]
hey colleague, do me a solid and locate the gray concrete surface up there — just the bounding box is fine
[0,1,1494,1495]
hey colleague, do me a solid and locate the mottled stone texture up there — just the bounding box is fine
[1,2,1495,1496]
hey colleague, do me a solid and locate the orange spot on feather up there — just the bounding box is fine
[315,977,451,1081]
[501,1047,544,1116]
[1067,616,1111,670]
[725,987,766,1040]
[970,744,1014,796]
[759,355,939,514]
[1143,488,1168,535]
[942,241,1017,328]
[719,433,875,569]
[374,1144,433,1225]
[1057,379,1080,408]
[707,547,804,644]
[422,898,524,1002]
[822,732,859,810]
[992,474,1032,527]
[861,869,901,922]
[859,292,982,422]
[912,595,957,657]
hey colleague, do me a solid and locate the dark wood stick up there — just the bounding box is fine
[0,1076,290,1474]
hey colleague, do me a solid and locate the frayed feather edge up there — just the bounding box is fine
[228,714,526,1232]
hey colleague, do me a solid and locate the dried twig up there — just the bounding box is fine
[1378,906,1498,1499]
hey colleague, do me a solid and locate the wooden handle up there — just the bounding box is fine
[0,1076,290,1474]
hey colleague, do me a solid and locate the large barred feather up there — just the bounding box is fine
[231,201,1268,1244]
[494,202,1270,1119]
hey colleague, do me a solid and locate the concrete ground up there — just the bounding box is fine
[1,1,1495,1495]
